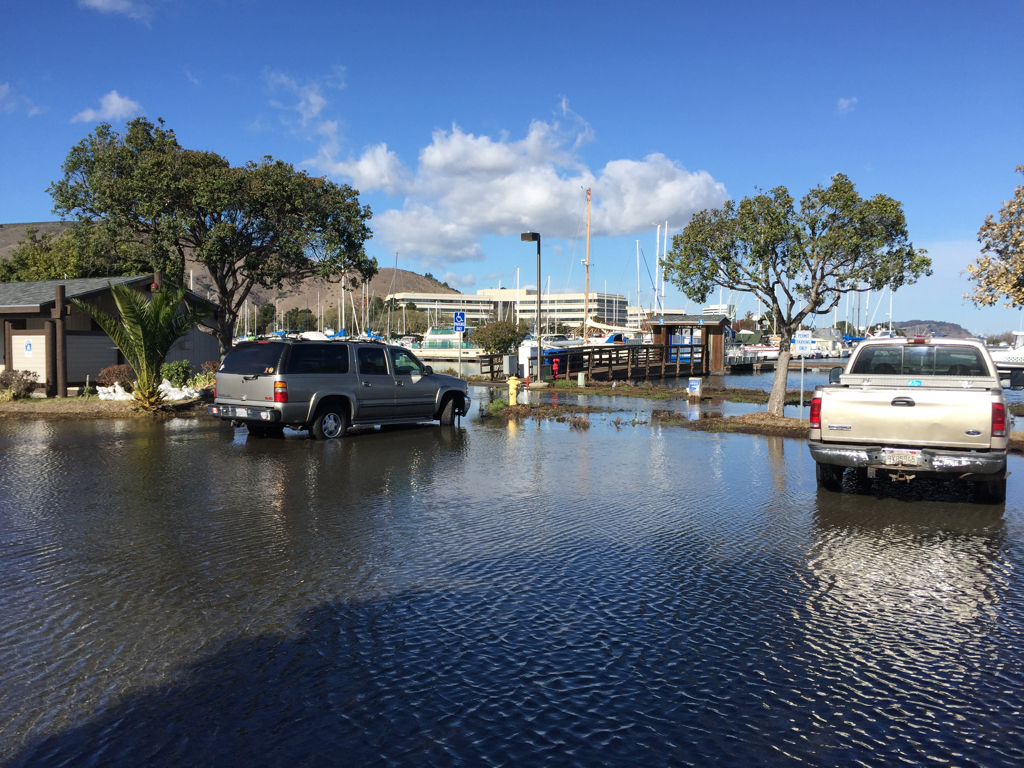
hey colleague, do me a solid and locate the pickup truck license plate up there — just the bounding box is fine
[235,407,248,418]
[883,448,920,466]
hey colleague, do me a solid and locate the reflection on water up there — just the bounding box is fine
[1,418,1023,766]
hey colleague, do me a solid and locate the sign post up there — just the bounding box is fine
[454,312,466,378]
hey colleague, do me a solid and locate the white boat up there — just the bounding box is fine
[989,331,1024,370]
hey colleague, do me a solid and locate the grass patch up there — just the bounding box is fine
[0,395,211,420]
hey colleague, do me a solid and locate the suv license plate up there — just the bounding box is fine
[235,407,248,418]
[883,449,920,466]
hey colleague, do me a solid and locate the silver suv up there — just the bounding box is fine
[208,338,471,438]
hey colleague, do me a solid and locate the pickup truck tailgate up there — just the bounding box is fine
[819,386,993,449]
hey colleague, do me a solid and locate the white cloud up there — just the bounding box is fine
[312,123,411,195]
[266,67,344,127]
[78,0,151,22]
[441,271,477,289]
[1,82,42,116]
[71,90,143,123]
[837,96,858,114]
[311,116,727,263]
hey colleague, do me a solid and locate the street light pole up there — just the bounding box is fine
[521,232,542,383]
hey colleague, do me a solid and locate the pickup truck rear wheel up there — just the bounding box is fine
[973,476,1007,504]
[815,462,843,492]
[310,402,349,439]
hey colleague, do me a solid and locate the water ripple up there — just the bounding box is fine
[0,419,1023,766]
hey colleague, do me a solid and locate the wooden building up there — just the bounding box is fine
[0,275,220,396]
[645,313,732,375]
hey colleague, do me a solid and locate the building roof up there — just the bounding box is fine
[0,275,150,312]
[645,313,732,327]
[0,275,218,314]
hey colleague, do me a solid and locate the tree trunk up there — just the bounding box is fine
[214,313,235,358]
[766,344,792,416]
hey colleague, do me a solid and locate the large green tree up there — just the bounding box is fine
[966,165,1024,307]
[664,174,931,415]
[48,118,377,356]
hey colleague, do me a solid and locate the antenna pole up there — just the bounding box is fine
[584,188,591,339]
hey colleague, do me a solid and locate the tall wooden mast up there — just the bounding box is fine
[584,188,591,338]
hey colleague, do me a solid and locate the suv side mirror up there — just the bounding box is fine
[1010,369,1024,391]
[423,365,433,376]
[829,366,843,385]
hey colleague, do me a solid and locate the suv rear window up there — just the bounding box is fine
[850,345,989,376]
[285,343,350,374]
[219,343,287,374]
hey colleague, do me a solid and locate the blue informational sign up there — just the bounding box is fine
[454,311,466,332]
[698,318,705,326]
[659,317,665,326]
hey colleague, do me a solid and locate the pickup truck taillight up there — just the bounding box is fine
[992,402,1007,437]
[809,397,822,429]
[274,381,288,403]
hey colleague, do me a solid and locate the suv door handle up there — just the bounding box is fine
[396,381,404,386]
[362,382,371,387]
[891,397,915,407]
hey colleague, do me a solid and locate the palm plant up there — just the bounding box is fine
[72,283,207,410]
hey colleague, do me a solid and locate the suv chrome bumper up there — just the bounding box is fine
[209,404,281,422]
[808,441,1006,475]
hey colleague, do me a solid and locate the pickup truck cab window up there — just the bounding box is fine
[357,346,390,375]
[850,344,989,377]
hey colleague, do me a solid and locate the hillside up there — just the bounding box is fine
[0,221,74,260]
[893,320,973,338]
[0,221,461,312]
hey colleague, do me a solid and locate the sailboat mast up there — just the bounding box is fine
[584,188,591,339]
[636,240,641,330]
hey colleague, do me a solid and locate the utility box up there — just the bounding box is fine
[687,377,702,402]
[503,354,517,377]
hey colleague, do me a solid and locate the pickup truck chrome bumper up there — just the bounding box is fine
[808,441,1006,475]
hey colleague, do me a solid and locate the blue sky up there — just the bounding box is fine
[2,1,1022,333]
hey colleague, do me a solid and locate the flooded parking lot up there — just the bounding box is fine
[2,395,1024,766]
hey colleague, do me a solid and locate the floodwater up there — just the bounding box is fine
[2,392,1024,767]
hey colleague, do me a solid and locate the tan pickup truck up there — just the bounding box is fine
[808,336,1024,502]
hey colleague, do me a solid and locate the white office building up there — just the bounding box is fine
[386,288,630,330]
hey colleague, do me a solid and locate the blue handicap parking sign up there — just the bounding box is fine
[454,312,466,331]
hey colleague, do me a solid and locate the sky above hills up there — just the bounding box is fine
[2,1,1022,334]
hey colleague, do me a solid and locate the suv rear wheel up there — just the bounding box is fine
[246,423,284,438]
[310,401,349,439]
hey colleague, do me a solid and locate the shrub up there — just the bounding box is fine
[486,398,509,415]
[0,369,38,399]
[97,364,134,388]
[161,359,193,388]
[187,370,216,390]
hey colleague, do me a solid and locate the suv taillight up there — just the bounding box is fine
[274,381,288,403]
[993,402,1007,437]
[809,397,822,429]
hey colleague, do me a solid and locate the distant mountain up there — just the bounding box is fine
[0,221,461,311]
[894,320,973,338]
